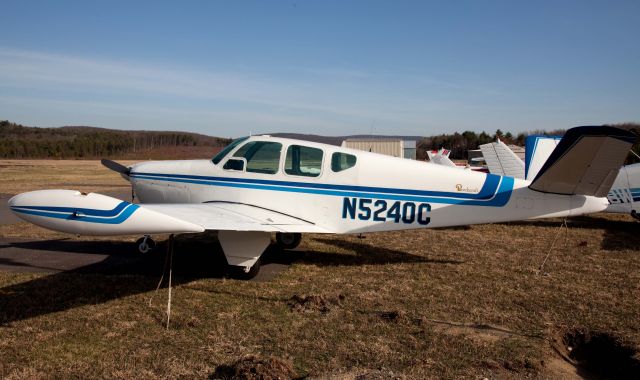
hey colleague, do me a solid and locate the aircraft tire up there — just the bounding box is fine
[136,236,156,254]
[275,232,302,250]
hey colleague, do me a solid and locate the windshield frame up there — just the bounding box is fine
[211,137,249,165]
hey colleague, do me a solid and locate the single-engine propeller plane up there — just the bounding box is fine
[8,126,637,278]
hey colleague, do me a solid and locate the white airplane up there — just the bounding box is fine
[8,126,636,278]
[426,148,456,167]
[427,148,488,172]
[479,135,640,219]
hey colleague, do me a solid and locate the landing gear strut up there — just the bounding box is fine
[136,235,156,253]
[275,232,302,250]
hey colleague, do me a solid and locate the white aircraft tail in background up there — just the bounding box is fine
[524,135,562,181]
[479,139,525,179]
[426,148,457,167]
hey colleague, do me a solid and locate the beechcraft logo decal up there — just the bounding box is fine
[455,184,479,193]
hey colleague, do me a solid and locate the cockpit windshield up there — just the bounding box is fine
[211,137,249,165]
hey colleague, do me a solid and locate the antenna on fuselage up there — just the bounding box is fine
[369,119,376,152]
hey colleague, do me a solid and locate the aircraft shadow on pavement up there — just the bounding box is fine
[3,239,137,256]
[500,215,640,252]
[0,238,221,326]
[0,233,445,325]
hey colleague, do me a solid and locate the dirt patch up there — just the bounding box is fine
[210,355,297,380]
[287,293,345,313]
[559,329,640,379]
[430,320,516,343]
[312,368,406,379]
[544,357,582,380]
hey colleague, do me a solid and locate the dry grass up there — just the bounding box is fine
[0,159,135,194]
[1,161,639,379]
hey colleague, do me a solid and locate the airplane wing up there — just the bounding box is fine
[479,140,525,179]
[529,126,637,197]
[143,202,328,233]
[9,190,329,236]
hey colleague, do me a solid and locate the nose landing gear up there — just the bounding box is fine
[136,235,156,253]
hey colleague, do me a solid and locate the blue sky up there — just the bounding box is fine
[1,1,638,137]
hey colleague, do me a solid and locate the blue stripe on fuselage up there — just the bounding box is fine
[130,172,514,207]
[131,171,501,199]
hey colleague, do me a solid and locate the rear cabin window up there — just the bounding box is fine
[285,145,323,177]
[331,152,357,172]
[231,141,282,174]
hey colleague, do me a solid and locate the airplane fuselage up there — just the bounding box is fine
[129,135,608,234]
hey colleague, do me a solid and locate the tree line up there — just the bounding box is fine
[0,121,231,159]
[416,129,535,160]
[416,124,639,162]
[2,120,638,163]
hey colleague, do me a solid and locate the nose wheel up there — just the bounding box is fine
[275,232,302,250]
[136,235,156,253]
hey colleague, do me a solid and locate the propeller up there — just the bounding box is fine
[101,159,135,202]
[101,159,131,176]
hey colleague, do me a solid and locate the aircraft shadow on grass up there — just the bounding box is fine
[500,215,640,252]
[0,234,452,325]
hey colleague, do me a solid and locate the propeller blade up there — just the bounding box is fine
[101,159,131,176]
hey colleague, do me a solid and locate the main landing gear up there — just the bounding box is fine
[136,235,156,253]
[275,232,302,250]
[132,231,302,280]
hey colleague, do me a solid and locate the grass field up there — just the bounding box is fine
[0,159,134,194]
[1,160,639,379]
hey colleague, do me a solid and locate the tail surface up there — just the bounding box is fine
[524,135,562,181]
[427,148,457,167]
[528,126,637,197]
[479,139,525,179]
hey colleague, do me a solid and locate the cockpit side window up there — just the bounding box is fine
[231,141,282,174]
[212,137,249,165]
[284,145,323,177]
[331,152,357,172]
